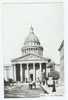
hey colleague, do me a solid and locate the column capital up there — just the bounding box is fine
[39,62,42,65]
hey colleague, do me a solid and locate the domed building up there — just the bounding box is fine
[11,26,50,83]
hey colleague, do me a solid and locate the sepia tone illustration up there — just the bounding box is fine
[3,2,64,98]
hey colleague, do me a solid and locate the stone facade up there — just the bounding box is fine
[4,65,13,81]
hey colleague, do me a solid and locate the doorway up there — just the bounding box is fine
[30,74,33,81]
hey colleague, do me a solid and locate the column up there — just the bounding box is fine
[40,63,42,81]
[27,63,29,82]
[46,68,50,77]
[43,63,46,78]
[20,64,23,82]
[33,63,36,82]
[13,64,16,81]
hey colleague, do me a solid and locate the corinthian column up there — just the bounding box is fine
[13,64,16,81]
[33,63,36,82]
[40,63,42,81]
[27,63,29,82]
[20,64,23,82]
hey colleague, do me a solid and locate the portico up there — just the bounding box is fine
[13,61,47,82]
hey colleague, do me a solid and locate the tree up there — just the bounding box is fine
[48,70,60,92]
[48,70,60,80]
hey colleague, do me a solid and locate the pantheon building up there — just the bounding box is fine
[11,26,50,83]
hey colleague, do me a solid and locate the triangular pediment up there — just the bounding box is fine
[12,53,48,62]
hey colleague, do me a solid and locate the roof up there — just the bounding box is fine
[58,40,64,51]
[24,26,40,46]
[3,64,11,67]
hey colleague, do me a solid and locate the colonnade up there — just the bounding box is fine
[13,62,46,82]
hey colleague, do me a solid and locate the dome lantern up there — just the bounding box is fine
[29,25,34,34]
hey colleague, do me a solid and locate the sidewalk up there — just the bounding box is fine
[40,84,64,96]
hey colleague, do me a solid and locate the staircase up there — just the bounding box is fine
[4,83,44,98]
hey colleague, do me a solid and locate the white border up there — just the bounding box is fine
[0,0,67,100]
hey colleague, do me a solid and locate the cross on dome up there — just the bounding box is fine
[30,25,34,33]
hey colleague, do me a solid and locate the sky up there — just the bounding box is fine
[2,2,64,65]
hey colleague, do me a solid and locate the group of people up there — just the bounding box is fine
[29,77,56,93]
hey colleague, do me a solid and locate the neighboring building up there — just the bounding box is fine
[4,65,9,81]
[58,40,64,85]
[55,64,60,85]
[55,64,60,73]
[11,26,50,83]
[4,64,12,81]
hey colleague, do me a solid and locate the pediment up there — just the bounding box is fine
[12,53,48,62]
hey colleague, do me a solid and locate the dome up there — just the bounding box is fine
[24,26,40,46]
[21,26,43,56]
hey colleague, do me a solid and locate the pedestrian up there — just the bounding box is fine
[52,80,56,92]
[47,77,56,92]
